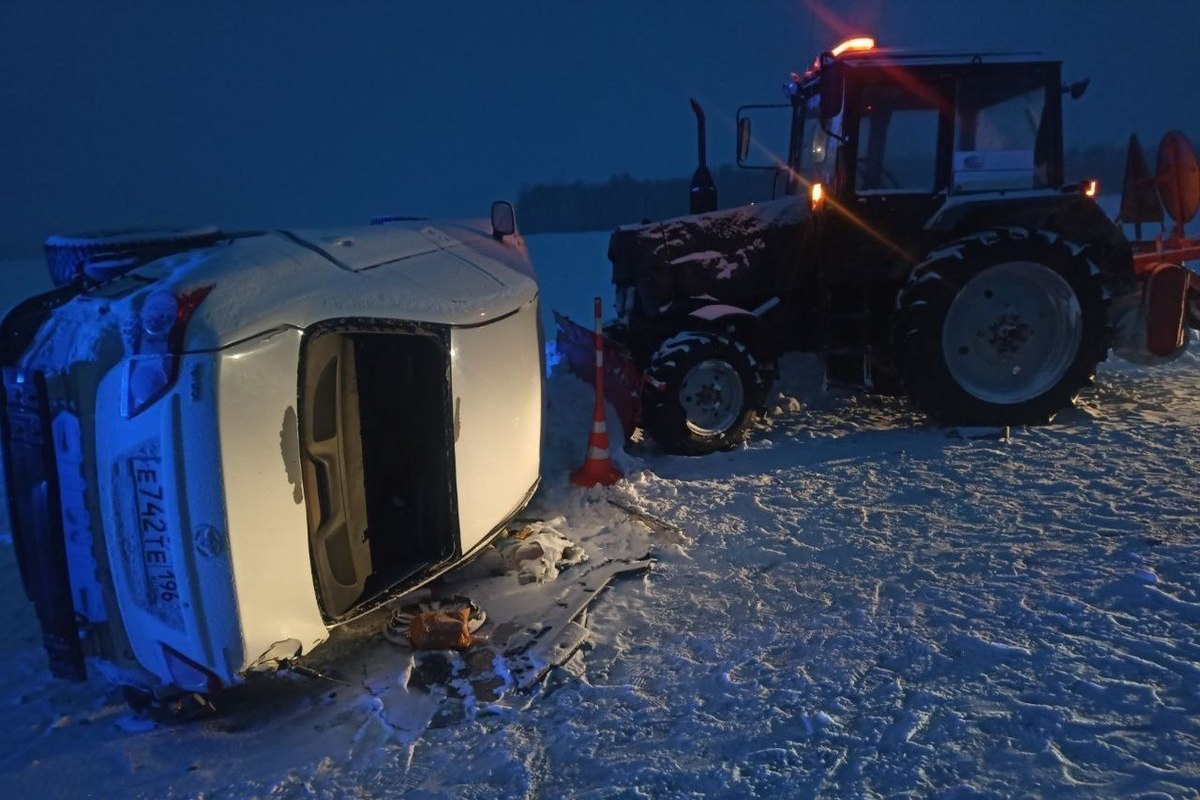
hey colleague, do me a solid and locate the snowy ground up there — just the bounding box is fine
[2,234,1200,799]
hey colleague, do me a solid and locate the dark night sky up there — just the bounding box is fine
[2,1,1197,254]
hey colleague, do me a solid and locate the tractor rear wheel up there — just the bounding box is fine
[894,228,1108,426]
[642,331,769,455]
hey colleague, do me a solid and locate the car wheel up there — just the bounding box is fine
[642,331,769,455]
[44,226,223,287]
[894,227,1108,426]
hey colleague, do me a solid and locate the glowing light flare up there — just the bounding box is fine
[741,130,792,178]
[1084,179,1099,198]
[831,37,875,57]
[816,190,916,265]
[806,3,862,49]
[810,182,825,210]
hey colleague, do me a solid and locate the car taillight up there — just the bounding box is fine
[121,285,213,418]
[161,643,223,694]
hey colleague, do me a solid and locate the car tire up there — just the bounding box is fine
[44,226,223,287]
[894,227,1108,426]
[641,331,769,455]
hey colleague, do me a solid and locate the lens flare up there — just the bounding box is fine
[831,37,875,57]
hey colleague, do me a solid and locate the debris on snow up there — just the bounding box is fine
[408,608,482,651]
[385,596,487,650]
[496,518,588,583]
[605,497,685,540]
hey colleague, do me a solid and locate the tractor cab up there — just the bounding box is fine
[739,39,1073,280]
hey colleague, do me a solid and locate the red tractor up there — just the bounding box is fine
[559,37,1200,454]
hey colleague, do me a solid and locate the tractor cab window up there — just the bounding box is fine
[854,82,941,194]
[785,92,834,191]
[953,71,1051,191]
[811,124,829,167]
[796,112,831,181]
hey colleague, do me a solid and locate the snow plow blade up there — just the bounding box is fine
[554,312,642,440]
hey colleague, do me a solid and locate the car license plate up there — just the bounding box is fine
[130,457,180,617]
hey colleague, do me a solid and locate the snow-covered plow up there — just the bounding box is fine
[555,311,642,440]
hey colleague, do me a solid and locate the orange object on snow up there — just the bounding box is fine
[408,607,477,651]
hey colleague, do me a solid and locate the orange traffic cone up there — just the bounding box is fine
[571,297,623,488]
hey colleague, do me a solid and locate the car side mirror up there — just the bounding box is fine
[737,117,752,164]
[491,201,516,239]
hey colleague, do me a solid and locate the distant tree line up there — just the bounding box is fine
[515,140,1181,234]
[515,165,779,234]
[1065,142,1136,192]
[1063,136,1200,206]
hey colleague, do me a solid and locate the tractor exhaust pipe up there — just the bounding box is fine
[689,98,718,215]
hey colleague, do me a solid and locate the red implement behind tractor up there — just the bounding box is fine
[1123,132,1200,360]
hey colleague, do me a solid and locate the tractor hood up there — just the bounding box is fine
[120,221,538,351]
[608,195,811,312]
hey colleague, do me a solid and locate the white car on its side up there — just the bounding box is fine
[0,203,543,700]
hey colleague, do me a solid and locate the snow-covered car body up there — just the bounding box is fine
[1,218,543,692]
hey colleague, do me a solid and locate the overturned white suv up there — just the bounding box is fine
[1,203,543,697]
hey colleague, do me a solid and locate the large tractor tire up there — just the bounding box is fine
[641,331,769,455]
[894,228,1108,427]
[44,226,223,287]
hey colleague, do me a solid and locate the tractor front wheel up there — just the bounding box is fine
[894,228,1108,426]
[641,332,769,455]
